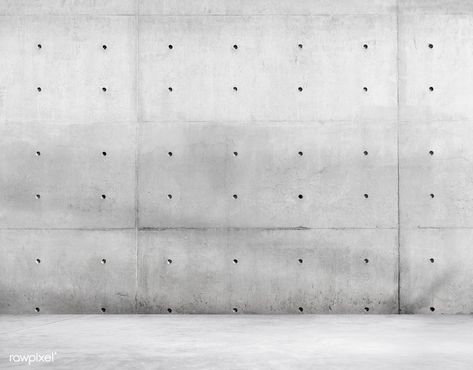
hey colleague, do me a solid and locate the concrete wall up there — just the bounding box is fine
[0,0,468,314]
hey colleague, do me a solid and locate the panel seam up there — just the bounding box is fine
[396,0,401,315]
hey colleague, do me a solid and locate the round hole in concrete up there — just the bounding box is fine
[102,151,107,156]
[35,307,40,313]
[37,87,41,92]
[233,151,238,156]
[233,194,238,199]
[364,151,368,155]
[298,258,303,264]
[298,194,303,199]
[102,44,107,50]
[429,150,434,155]
[298,151,303,156]
[167,194,173,200]
[430,306,435,312]
[429,258,435,263]
[364,194,369,198]
[168,44,173,50]
[168,151,173,157]
[101,307,106,313]
[429,86,434,91]
[36,258,41,264]
[233,259,238,264]
[298,307,304,312]
[298,87,303,92]
[167,259,173,264]
[428,43,433,49]
[101,194,106,199]
[167,308,172,313]
[233,44,238,50]
[101,259,106,264]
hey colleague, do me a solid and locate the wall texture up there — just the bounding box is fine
[0,0,469,314]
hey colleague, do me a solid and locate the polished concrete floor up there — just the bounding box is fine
[1,315,473,369]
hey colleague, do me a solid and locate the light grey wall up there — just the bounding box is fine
[0,0,467,314]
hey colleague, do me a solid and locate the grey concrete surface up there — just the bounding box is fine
[137,229,397,313]
[2,315,473,369]
[1,0,472,314]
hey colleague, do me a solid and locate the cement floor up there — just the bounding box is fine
[1,315,472,369]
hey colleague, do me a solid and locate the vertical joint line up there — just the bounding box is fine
[134,0,140,314]
[396,0,401,314]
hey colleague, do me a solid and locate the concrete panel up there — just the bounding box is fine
[138,122,397,228]
[399,14,473,122]
[401,229,473,314]
[140,0,396,15]
[400,121,473,228]
[0,0,137,15]
[139,15,397,122]
[0,230,136,313]
[400,0,473,14]
[0,16,136,124]
[137,229,398,313]
[0,123,135,228]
